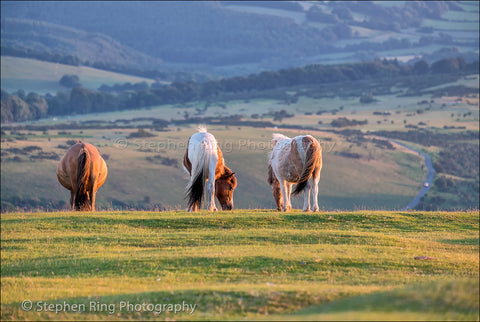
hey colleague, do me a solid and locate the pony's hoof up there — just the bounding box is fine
[302,208,311,212]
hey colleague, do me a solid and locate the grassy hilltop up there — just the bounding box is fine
[1,210,478,321]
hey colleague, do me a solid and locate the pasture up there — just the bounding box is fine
[1,210,478,320]
[0,56,157,94]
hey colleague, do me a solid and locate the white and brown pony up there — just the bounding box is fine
[267,134,322,212]
[183,128,237,212]
[57,141,108,211]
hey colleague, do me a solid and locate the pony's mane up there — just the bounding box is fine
[272,133,290,144]
[272,133,289,141]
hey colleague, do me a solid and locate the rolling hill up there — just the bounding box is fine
[1,1,478,77]
[0,18,163,70]
[0,56,158,95]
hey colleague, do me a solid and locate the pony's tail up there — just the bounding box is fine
[292,139,320,197]
[75,145,92,210]
[267,163,276,186]
[186,145,209,210]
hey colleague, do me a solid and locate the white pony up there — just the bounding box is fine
[268,133,322,212]
[183,128,237,212]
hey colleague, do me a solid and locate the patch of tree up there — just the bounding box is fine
[331,117,368,128]
[409,47,480,66]
[415,178,478,211]
[371,138,395,150]
[431,57,467,74]
[1,91,48,123]
[373,111,391,116]
[433,143,479,179]
[98,82,150,93]
[1,145,59,162]
[263,110,295,122]
[3,146,42,155]
[2,58,479,123]
[30,151,60,160]
[424,85,479,98]
[1,45,81,66]
[59,74,81,88]
[373,130,479,148]
[323,1,451,32]
[336,151,362,159]
[127,128,156,139]
[145,155,179,168]
[360,93,376,104]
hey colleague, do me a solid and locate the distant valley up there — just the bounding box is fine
[1,1,478,78]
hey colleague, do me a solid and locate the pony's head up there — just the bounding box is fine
[215,170,237,210]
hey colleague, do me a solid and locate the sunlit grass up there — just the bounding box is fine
[1,210,478,320]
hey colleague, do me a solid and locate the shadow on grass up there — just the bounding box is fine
[288,278,479,320]
[2,288,320,320]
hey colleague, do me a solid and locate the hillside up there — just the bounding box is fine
[1,70,478,212]
[1,210,478,320]
[1,1,478,77]
[0,56,158,95]
[1,18,163,70]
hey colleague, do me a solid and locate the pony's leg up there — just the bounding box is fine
[207,159,218,211]
[193,201,200,212]
[70,191,75,210]
[272,182,283,211]
[285,182,293,211]
[91,192,96,212]
[278,179,289,212]
[302,180,311,212]
[187,201,196,212]
[187,198,200,212]
[207,179,217,211]
[312,168,321,212]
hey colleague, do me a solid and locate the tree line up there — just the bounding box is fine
[1,57,478,123]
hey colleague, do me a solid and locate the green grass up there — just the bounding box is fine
[1,210,478,320]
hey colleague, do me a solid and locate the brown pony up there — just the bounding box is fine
[183,128,237,211]
[267,134,322,212]
[57,141,108,211]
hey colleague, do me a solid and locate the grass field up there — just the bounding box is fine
[1,56,157,94]
[1,210,478,320]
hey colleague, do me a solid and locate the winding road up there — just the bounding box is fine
[389,140,435,211]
